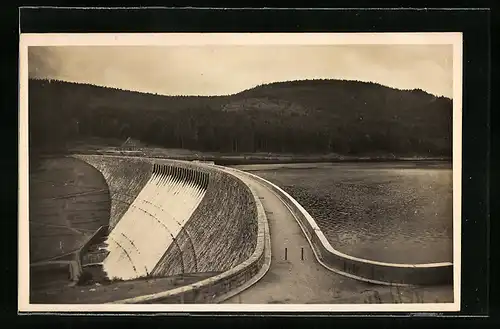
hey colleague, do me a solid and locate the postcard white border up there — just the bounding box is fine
[18,32,463,313]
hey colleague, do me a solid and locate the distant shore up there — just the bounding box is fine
[32,145,452,166]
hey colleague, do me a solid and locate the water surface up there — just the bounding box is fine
[232,162,453,264]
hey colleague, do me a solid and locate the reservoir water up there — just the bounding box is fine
[232,162,453,264]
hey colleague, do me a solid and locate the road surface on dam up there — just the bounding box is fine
[223,170,365,304]
[222,170,454,304]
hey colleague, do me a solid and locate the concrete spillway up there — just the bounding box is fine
[102,164,208,280]
[73,154,258,288]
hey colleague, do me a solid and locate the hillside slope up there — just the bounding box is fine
[28,78,452,158]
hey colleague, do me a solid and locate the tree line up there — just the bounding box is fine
[28,78,452,157]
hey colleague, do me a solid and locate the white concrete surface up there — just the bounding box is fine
[102,166,207,280]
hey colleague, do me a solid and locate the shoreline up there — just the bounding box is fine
[32,148,452,166]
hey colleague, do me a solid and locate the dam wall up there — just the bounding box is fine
[75,155,259,283]
[102,163,208,280]
[73,155,152,229]
[151,167,258,276]
[109,165,270,304]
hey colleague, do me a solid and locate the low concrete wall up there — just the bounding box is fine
[30,260,81,285]
[108,165,270,304]
[228,167,453,286]
[32,224,109,285]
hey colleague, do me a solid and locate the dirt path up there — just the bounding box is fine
[30,272,220,304]
[223,171,453,304]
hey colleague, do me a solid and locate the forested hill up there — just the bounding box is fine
[28,78,452,157]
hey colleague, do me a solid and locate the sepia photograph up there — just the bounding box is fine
[18,32,462,312]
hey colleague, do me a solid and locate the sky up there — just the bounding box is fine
[28,44,453,98]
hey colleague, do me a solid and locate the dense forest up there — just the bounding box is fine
[28,78,452,158]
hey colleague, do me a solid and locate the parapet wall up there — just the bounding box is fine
[230,167,453,286]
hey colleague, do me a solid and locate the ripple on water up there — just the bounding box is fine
[236,162,453,264]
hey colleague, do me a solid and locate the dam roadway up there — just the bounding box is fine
[223,169,366,304]
[222,169,454,304]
